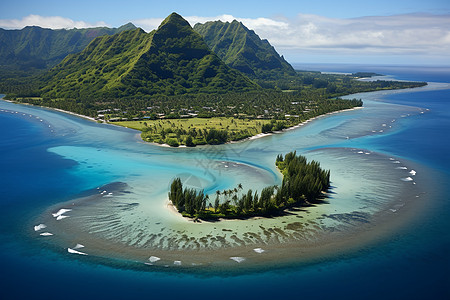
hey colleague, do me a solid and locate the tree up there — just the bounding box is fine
[220,201,230,215]
[214,194,220,212]
[168,178,184,209]
[185,135,195,147]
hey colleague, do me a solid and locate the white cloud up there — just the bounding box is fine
[133,13,450,61]
[0,15,108,29]
[253,13,450,57]
[133,17,164,32]
[2,13,448,63]
[134,14,288,33]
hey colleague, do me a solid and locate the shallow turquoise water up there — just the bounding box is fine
[1,65,449,299]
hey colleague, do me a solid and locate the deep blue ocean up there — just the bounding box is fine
[1,64,449,300]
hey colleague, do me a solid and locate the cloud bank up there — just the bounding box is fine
[0,15,108,30]
[135,13,450,62]
[1,13,448,63]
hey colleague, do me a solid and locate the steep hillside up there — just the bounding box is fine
[40,13,257,99]
[0,23,136,70]
[194,20,296,80]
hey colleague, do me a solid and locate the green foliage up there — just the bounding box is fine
[205,129,228,144]
[276,151,330,202]
[194,20,297,81]
[168,178,206,216]
[0,23,136,71]
[168,152,331,220]
[38,13,257,101]
[166,138,179,147]
[185,135,195,147]
[0,12,426,127]
[261,120,287,133]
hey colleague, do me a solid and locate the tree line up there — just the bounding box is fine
[168,151,330,220]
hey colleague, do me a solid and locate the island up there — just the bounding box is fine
[0,13,425,147]
[5,12,431,273]
[169,151,330,221]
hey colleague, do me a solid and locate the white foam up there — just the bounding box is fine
[253,248,265,254]
[395,167,407,169]
[56,215,69,220]
[401,177,414,182]
[393,161,401,164]
[357,151,364,154]
[34,224,47,231]
[40,232,53,236]
[73,244,85,249]
[149,256,161,263]
[230,257,246,263]
[68,248,88,255]
[389,209,397,213]
[409,170,417,176]
[52,209,72,218]
[174,260,182,266]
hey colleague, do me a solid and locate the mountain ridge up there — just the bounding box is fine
[194,20,297,80]
[0,23,137,70]
[40,13,257,99]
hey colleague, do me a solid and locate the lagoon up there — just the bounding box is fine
[1,65,449,299]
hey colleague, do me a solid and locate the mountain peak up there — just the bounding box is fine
[194,20,296,79]
[40,12,256,99]
[159,12,191,29]
[118,22,137,32]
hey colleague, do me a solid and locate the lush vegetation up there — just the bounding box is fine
[168,151,330,220]
[0,11,426,147]
[113,95,362,146]
[117,117,273,145]
[0,23,136,71]
[193,20,297,81]
[36,13,256,100]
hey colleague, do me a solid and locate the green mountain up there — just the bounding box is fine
[0,23,136,69]
[40,13,257,99]
[193,20,297,80]
[0,23,136,70]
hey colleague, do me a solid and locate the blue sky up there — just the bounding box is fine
[1,0,449,65]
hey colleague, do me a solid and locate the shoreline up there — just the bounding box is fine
[144,106,364,148]
[34,175,428,274]
[45,107,98,122]
[2,97,361,147]
[0,97,361,148]
[0,99,99,122]
[32,147,430,274]
[3,84,437,274]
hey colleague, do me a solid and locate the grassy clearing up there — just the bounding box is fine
[115,117,274,146]
[115,117,271,131]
